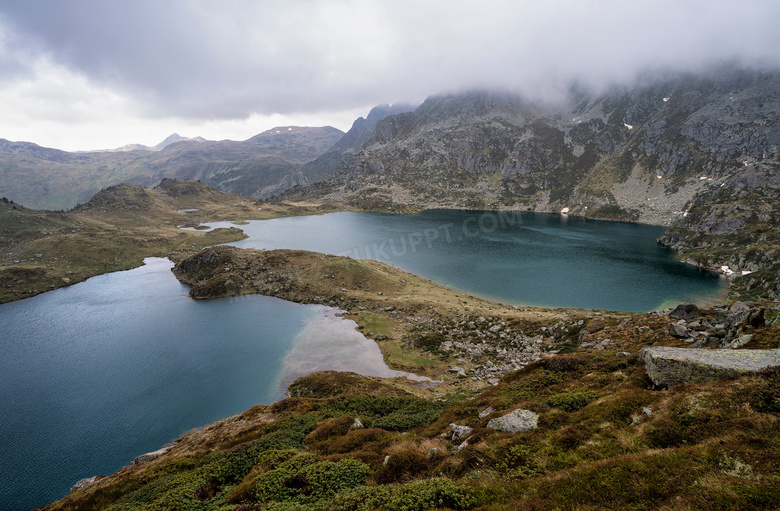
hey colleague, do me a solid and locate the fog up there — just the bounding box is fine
[1,0,778,150]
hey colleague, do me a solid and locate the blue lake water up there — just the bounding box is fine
[216,209,725,312]
[0,258,418,510]
[0,209,724,509]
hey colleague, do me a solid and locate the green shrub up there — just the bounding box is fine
[253,457,370,507]
[255,414,323,450]
[328,478,479,511]
[546,391,600,412]
[491,443,542,480]
[750,367,780,413]
[324,396,448,432]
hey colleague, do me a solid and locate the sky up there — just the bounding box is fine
[0,0,779,152]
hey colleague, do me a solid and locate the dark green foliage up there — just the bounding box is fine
[328,478,479,511]
[546,390,600,412]
[540,355,585,373]
[490,443,542,480]
[750,366,780,413]
[253,457,370,507]
[645,416,687,448]
[324,395,450,432]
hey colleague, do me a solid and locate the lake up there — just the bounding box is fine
[217,209,724,312]
[0,210,723,509]
[0,258,419,510]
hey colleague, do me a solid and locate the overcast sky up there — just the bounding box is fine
[1,0,778,151]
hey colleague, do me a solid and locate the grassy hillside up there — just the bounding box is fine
[43,302,780,510]
[0,179,343,303]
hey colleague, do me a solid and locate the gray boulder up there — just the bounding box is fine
[486,409,539,433]
[668,323,693,339]
[640,347,780,387]
[449,423,473,440]
[478,406,495,419]
[669,303,702,321]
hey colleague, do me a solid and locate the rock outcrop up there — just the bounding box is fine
[131,446,173,465]
[486,409,539,433]
[640,346,780,387]
[69,476,103,494]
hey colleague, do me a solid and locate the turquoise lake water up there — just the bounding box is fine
[220,209,724,312]
[0,210,724,509]
[0,259,418,510]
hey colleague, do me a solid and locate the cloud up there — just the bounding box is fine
[0,0,779,149]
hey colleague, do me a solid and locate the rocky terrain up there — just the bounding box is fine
[288,104,417,196]
[3,65,779,509]
[1,177,774,510]
[172,245,780,385]
[307,67,778,222]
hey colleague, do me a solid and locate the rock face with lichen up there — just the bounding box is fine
[486,409,539,433]
[640,346,780,387]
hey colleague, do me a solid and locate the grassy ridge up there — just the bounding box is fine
[0,180,344,304]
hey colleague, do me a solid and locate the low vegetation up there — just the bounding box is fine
[45,345,780,510]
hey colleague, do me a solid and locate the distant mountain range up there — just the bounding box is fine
[88,133,210,153]
[0,126,344,210]
[0,103,414,210]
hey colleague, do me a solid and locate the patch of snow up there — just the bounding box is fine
[700,176,708,180]
[275,130,281,134]
[657,175,663,179]
[560,207,570,214]
[741,270,753,276]
[288,127,292,131]
[721,265,734,275]
[624,123,633,130]
[683,211,688,217]
[663,97,670,102]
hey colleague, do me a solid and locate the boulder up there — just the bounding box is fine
[478,406,495,419]
[449,423,473,440]
[486,409,539,433]
[669,303,702,321]
[668,323,693,339]
[640,347,780,387]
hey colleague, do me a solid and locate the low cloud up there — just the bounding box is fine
[1,0,779,149]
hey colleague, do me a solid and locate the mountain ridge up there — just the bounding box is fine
[0,126,344,210]
[287,67,780,293]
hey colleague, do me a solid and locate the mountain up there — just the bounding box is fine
[132,126,345,199]
[274,103,416,198]
[0,126,343,210]
[91,133,210,152]
[293,67,780,294]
